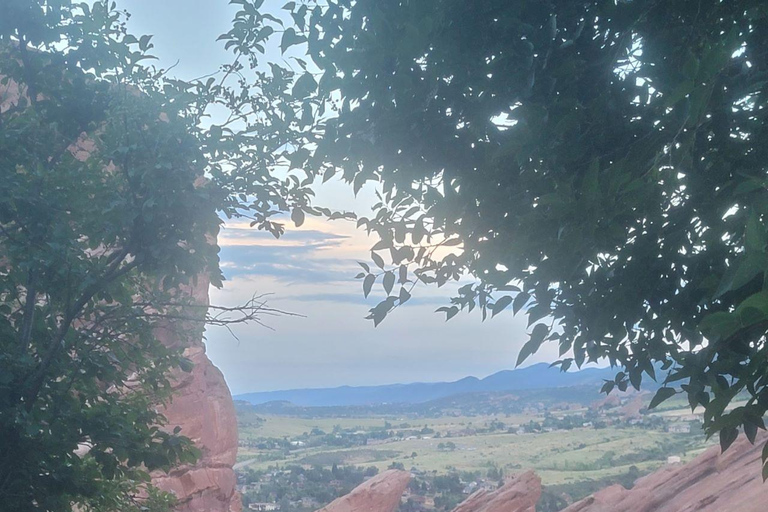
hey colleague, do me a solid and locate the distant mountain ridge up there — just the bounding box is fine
[234,363,617,407]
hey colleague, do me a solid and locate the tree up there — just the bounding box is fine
[0,1,323,509]
[239,0,768,472]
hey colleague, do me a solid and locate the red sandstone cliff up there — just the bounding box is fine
[150,273,242,512]
[453,471,541,512]
[151,344,241,512]
[315,470,411,512]
[563,434,768,512]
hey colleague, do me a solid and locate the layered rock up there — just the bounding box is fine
[563,434,768,512]
[315,470,411,512]
[453,471,541,512]
[150,273,242,512]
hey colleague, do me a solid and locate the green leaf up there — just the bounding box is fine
[491,296,512,317]
[698,311,740,341]
[664,79,695,107]
[383,271,395,294]
[513,292,529,314]
[363,274,375,298]
[581,158,600,204]
[744,421,758,444]
[527,303,551,326]
[371,239,392,251]
[280,28,305,54]
[714,252,766,298]
[436,306,459,321]
[371,252,385,269]
[735,179,764,196]
[412,217,426,244]
[398,265,408,284]
[762,440,768,466]
[291,207,305,227]
[292,72,317,99]
[323,167,336,183]
[139,34,153,51]
[649,387,676,409]
[745,211,766,253]
[516,323,548,366]
[719,427,739,453]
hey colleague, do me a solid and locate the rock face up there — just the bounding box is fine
[453,471,541,512]
[150,272,242,512]
[563,434,768,512]
[315,470,411,512]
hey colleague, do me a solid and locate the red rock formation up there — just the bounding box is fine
[453,471,541,512]
[315,470,411,512]
[563,434,768,512]
[151,347,241,512]
[150,273,242,512]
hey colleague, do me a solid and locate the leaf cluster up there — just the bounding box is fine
[0,0,327,509]
[242,0,768,472]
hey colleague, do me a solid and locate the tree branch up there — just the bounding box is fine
[22,251,141,411]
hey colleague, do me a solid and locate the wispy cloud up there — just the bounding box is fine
[218,220,364,283]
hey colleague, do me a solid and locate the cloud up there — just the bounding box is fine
[207,211,551,394]
[219,224,350,248]
[218,228,359,283]
[276,292,453,307]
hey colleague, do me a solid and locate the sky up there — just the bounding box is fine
[118,0,564,395]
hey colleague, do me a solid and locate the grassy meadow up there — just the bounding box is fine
[235,410,713,486]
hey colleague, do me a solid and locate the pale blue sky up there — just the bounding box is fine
[119,0,558,394]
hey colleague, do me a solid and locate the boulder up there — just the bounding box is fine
[453,471,541,512]
[315,470,411,512]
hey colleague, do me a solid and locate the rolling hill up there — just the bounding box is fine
[234,363,619,407]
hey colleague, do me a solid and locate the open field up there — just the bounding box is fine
[239,414,395,439]
[238,412,540,439]
[236,412,713,486]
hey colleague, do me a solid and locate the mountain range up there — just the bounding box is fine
[234,363,618,407]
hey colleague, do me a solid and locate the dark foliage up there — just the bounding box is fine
[238,0,768,474]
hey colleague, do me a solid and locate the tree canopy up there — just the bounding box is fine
[239,0,768,469]
[5,0,768,507]
[0,1,325,509]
